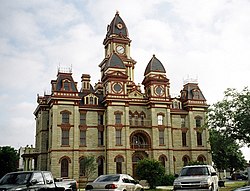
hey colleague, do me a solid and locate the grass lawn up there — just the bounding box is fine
[219,181,248,191]
[146,181,248,191]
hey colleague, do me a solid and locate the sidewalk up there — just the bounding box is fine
[155,186,173,190]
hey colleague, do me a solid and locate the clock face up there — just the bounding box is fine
[113,83,122,93]
[155,86,164,96]
[116,45,125,54]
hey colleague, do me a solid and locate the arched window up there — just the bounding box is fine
[79,158,86,176]
[97,157,104,176]
[61,158,69,177]
[195,117,202,128]
[197,132,203,146]
[64,81,70,91]
[197,155,206,163]
[115,156,124,174]
[182,155,190,166]
[159,155,167,167]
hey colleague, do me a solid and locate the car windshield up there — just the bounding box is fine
[94,175,120,182]
[180,167,209,176]
[0,172,32,185]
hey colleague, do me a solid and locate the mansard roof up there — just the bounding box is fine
[144,55,166,75]
[52,72,78,92]
[106,11,128,37]
[104,53,126,70]
[181,82,206,101]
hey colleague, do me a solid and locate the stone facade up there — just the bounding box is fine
[27,12,211,184]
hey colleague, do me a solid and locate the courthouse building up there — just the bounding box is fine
[25,12,212,183]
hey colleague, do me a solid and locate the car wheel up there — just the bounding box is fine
[140,189,144,191]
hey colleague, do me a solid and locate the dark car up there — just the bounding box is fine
[231,172,248,180]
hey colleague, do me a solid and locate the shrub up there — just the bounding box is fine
[160,174,175,186]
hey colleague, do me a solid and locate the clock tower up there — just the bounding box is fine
[99,11,136,87]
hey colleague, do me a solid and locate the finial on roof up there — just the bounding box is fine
[116,10,119,15]
[153,54,155,57]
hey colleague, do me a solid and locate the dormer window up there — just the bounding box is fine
[64,82,70,91]
[172,99,182,109]
[84,94,98,105]
[193,89,200,99]
[62,79,71,91]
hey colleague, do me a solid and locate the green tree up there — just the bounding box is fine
[0,146,19,178]
[208,87,250,145]
[187,161,207,165]
[136,158,165,189]
[81,156,97,183]
[209,129,246,174]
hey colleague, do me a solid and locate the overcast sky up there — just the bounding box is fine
[0,0,250,161]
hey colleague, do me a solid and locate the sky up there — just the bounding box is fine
[0,0,250,161]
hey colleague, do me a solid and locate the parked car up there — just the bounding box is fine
[0,171,77,191]
[85,174,144,191]
[231,172,248,180]
[234,186,250,191]
[173,165,219,191]
[54,178,78,191]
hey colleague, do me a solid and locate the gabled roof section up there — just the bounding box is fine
[104,53,126,70]
[144,55,166,75]
[106,11,128,37]
[128,89,144,99]
[51,72,78,92]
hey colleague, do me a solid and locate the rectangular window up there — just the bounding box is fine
[134,115,138,126]
[158,115,163,125]
[159,130,164,145]
[197,132,202,146]
[90,97,94,104]
[98,130,104,146]
[80,130,86,146]
[115,114,121,125]
[80,113,86,125]
[62,113,69,124]
[129,114,132,125]
[182,132,187,146]
[98,114,104,125]
[140,115,144,126]
[116,162,122,174]
[62,129,69,145]
[116,129,122,145]
[181,117,186,128]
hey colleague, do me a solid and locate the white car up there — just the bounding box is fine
[173,165,219,191]
[85,174,144,191]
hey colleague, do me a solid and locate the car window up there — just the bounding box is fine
[43,172,53,184]
[31,172,45,185]
[180,167,209,176]
[0,173,31,185]
[95,175,120,182]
